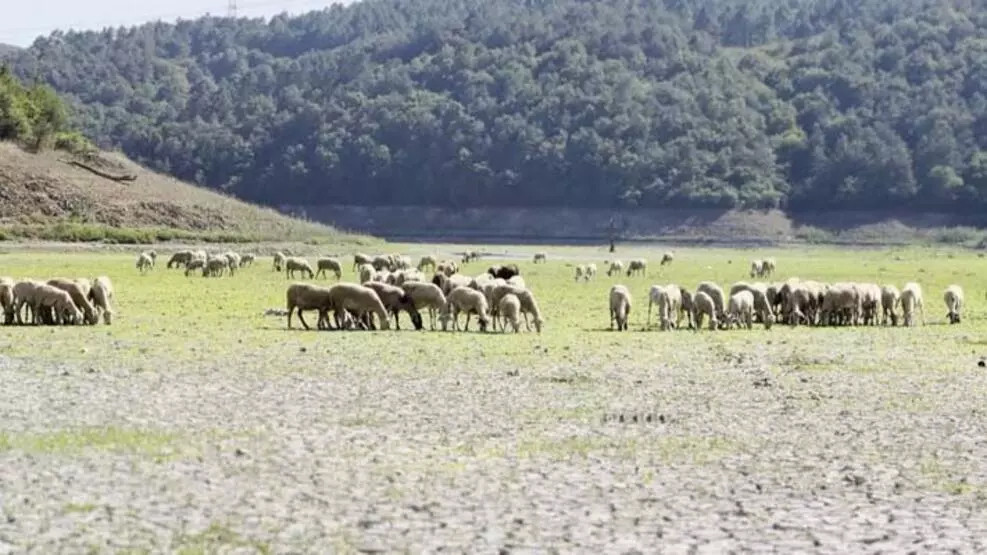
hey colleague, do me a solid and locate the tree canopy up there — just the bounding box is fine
[9,0,987,213]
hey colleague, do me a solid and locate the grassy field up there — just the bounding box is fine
[0,243,985,551]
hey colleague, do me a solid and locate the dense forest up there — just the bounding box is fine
[6,0,987,213]
[0,67,83,151]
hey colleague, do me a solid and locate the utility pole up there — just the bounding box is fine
[228,0,238,17]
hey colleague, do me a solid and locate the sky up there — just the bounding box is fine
[0,0,356,47]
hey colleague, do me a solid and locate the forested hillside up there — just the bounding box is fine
[7,0,987,213]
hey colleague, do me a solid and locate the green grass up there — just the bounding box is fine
[0,427,182,457]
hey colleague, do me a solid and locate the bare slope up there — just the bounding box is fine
[0,143,368,243]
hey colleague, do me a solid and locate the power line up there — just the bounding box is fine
[228,0,238,17]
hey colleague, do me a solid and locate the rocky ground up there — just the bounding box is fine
[0,332,984,553]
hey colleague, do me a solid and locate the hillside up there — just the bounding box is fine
[0,44,18,59]
[8,0,987,215]
[0,142,364,244]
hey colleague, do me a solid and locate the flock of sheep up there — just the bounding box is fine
[0,276,115,326]
[131,247,969,335]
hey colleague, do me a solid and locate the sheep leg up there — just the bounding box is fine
[297,309,312,331]
[522,312,531,332]
[464,312,472,332]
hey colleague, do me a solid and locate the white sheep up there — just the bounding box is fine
[609,285,632,331]
[284,257,315,279]
[401,281,447,331]
[90,276,115,324]
[12,280,42,324]
[136,252,154,274]
[0,277,14,324]
[315,257,343,280]
[749,259,763,279]
[498,293,522,333]
[273,252,286,272]
[286,283,334,330]
[606,260,624,277]
[48,278,98,325]
[34,284,82,325]
[440,286,491,332]
[944,284,964,324]
[901,282,925,327]
[726,290,755,330]
[692,291,718,331]
[697,281,727,324]
[585,263,597,281]
[417,255,437,272]
[327,283,391,331]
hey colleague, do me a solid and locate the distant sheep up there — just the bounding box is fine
[184,258,205,277]
[284,257,315,279]
[660,252,674,266]
[533,252,547,264]
[203,256,228,277]
[574,265,585,282]
[585,263,597,281]
[487,264,520,280]
[239,254,256,267]
[944,284,964,324]
[166,250,194,269]
[417,255,437,272]
[606,260,624,277]
[901,282,925,327]
[353,253,371,271]
[609,285,632,331]
[315,257,343,280]
[273,252,286,272]
[136,252,154,274]
[626,259,647,277]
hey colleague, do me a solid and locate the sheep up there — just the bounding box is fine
[901,282,925,327]
[203,256,228,277]
[692,291,718,331]
[763,258,776,277]
[533,252,547,264]
[515,288,544,333]
[696,281,727,325]
[327,283,391,331]
[881,285,901,326]
[89,276,114,324]
[185,258,206,277]
[726,291,755,330]
[418,255,437,272]
[750,260,763,279]
[498,293,522,333]
[223,252,241,276]
[239,254,255,267]
[390,269,423,287]
[363,281,423,330]
[12,280,43,324]
[574,265,585,282]
[273,252,286,272]
[136,252,154,274]
[34,284,82,325]
[353,253,371,271]
[487,264,520,280]
[730,282,774,327]
[660,252,674,266]
[609,285,632,331]
[392,255,413,271]
[371,255,391,271]
[462,250,480,263]
[626,259,647,277]
[401,281,447,331]
[166,250,194,269]
[819,283,860,327]
[0,277,14,324]
[440,286,491,332]
[584,263,597,281]
[679,287,696,330]
[944,284,964,324]
[47,278,98,325]
[858,283,884,326]
[372,270,391,283]
[315,257,343,280]
[441,273,472,296]
[507,275,526,289]
[606,260,624,277]
[357,263,375,284]
[285,283,334,330]
[648,285,681,331]
[285,257,315,279]
[484,282,520,330]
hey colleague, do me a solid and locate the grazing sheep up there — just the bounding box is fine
[327,283,391,331]
[90,276,114,324]
[499,293,522,333]
[507,275,526,289]
[371,255,391,271]
[285,257,315,279]
[515,288,544,333]
[763,258,776,277]
[223,252,241,276]
[356,263,375,284]
[696,281,727,325]
[881,284,901,326]
[679,287,695,330]
[901,282,925,327]
[12,280,43,324]
[285,283,335,330]
[239,254,256,267]
[136,252,154,274]
[487,264,520,280]
[648,285,681,331]
[391,269,423,287]
[574,265,585,282]
[609,285,632,331]
[660,252,674,266]
[442,274,472,296]
[462,250,480,263]
[315,257,343,280]
[944,284,964,324]
[363,281,423,330]
[418,255,437,272]
[48,278,98,325]
[203,256,228,277]
[533,252,547,264]
[749,260,763,279]
[166,250,194,269]
[626,259,647,277]
[185,258,205,277]
[858,283,883,326]
[606,260,624,277]
[436,260,459,276]
[819,283,860,327]
[727,291,755,330]
[440,286,491,332]
[353,253,371,271]
[692,291,718,331]
[0,277,14,324]
[401,281,447,331]
[34,284,82,325]
[273,252,287,272]
[584,263,597,281]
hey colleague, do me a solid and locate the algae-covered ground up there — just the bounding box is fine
[0,244,985,552]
